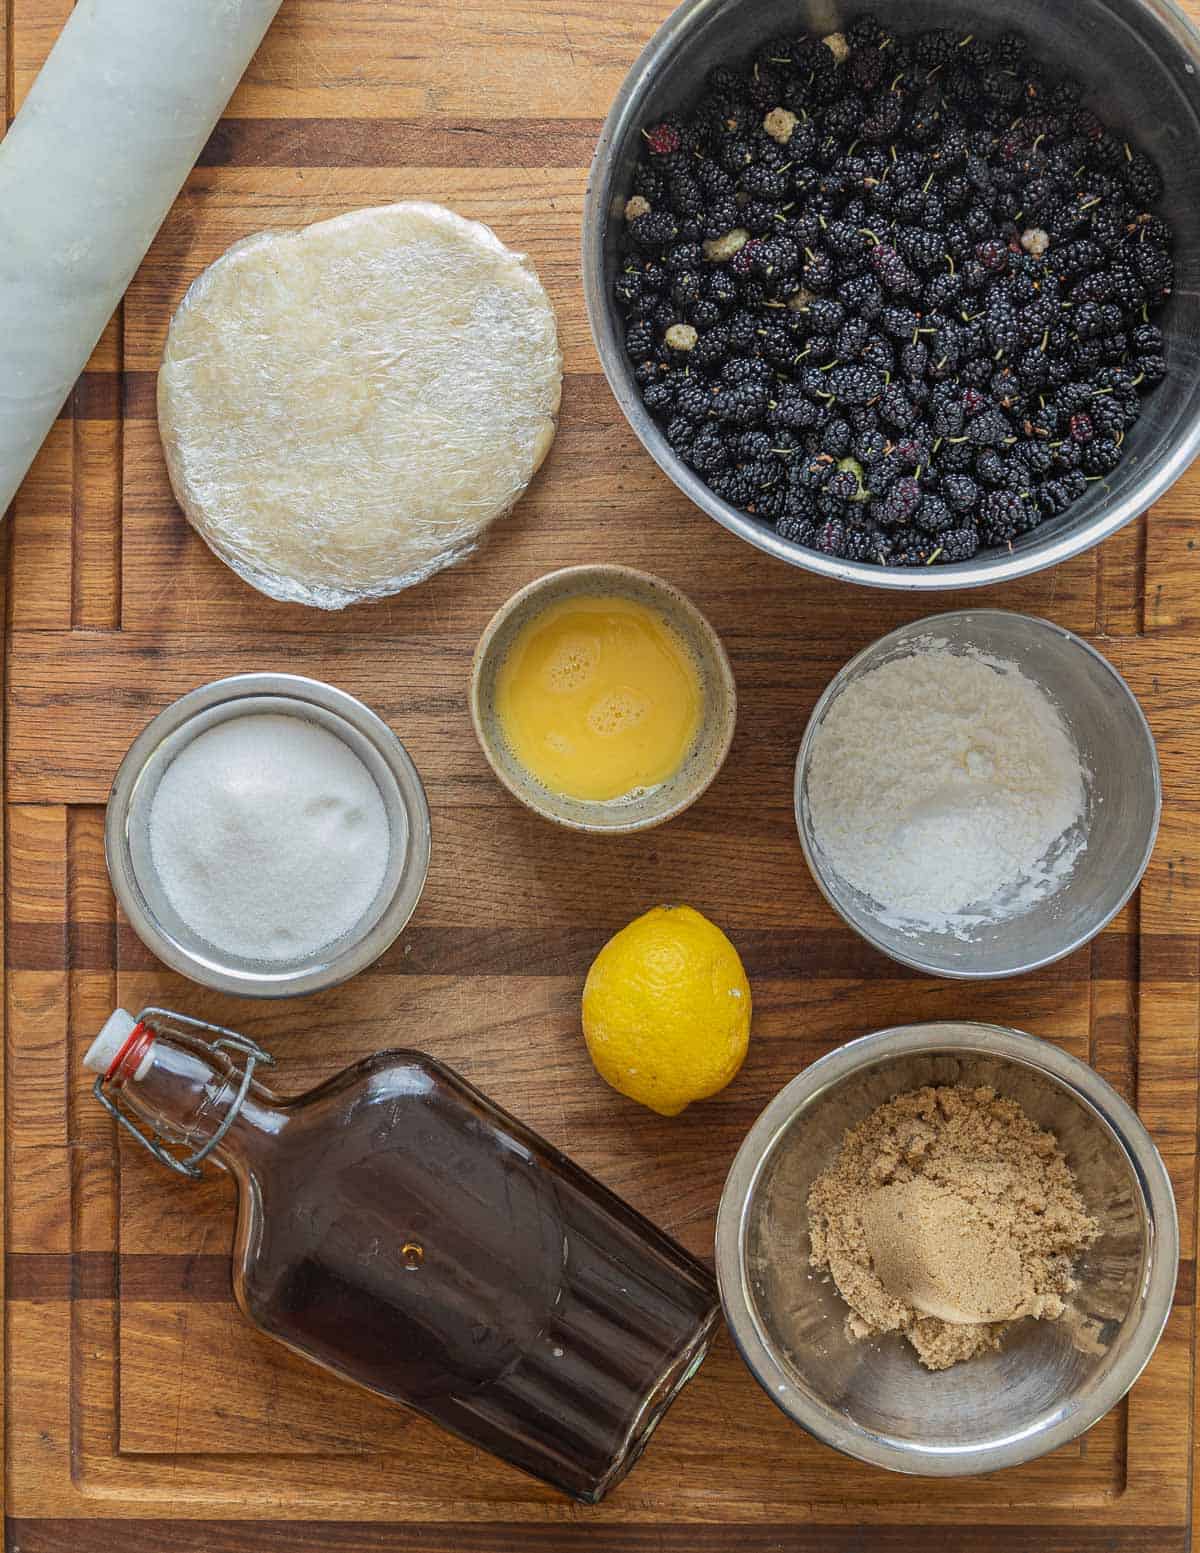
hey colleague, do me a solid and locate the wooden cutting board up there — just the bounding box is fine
[3,2,1198,1549]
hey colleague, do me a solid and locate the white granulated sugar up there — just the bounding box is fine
[149,713,391,962]
[806,646,1086,934]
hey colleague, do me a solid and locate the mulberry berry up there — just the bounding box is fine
[871,244,921,297]
[629,210,679,248]
[916,494,954,533]
[643,121,683,157]
[828,363,884,404]
[877,476,922,526]
[939,527,980,561]
[980,490,1035,543]
[942,473,979,511]
[967,408,1011,445]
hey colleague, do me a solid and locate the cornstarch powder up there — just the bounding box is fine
[149,713,390,961]
[806,645,1086,934]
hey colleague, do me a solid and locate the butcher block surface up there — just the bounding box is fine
[2,2,1199,1549]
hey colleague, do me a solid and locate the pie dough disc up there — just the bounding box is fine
[158,202,562,609]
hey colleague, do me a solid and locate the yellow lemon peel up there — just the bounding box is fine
[581,905,751,1116]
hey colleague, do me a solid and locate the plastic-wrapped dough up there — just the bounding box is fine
[158,202,562,609]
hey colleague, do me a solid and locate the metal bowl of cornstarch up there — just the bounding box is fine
[794,610,1160,979]
[106,673,431,997]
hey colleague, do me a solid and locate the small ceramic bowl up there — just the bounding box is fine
[470,565,736,833]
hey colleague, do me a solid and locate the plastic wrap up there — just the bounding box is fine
[0,0,284,518]
[157,202,563,610]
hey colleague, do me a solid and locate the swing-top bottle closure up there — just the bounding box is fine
[86,1006,274,1179]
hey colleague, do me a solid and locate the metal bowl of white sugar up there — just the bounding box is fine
[106,673,431,997]
[794,611,1160,979]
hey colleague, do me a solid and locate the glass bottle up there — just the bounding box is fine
[86,1006,720,1502]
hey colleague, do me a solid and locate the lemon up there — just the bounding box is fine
[581,905,751,1116]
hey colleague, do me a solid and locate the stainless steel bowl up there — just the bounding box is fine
[106,673,432,998]
[582,0,1200,589]
[715,1022,1178,1475]
[794,610,1160,977]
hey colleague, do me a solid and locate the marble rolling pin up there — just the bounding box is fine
[0,0,284,514]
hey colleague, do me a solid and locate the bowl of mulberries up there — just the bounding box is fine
[582,0,1200,586]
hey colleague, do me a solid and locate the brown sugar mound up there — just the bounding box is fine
[807,1084,1098,1370]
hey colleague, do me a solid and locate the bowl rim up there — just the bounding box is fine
[792,608,1162,979]
[714,1020,1180,1476]
[468,562,737,834]
[580,0,1200,590]
[104,672,432,999]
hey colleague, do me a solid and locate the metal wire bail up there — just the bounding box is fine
[92,1008,275,1180]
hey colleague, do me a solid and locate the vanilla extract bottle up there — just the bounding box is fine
[86,1007,719,1502]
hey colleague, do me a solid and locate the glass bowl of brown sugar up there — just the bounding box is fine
[714,1021,1177,1476]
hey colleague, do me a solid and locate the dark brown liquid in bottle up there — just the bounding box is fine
[231,1052,718,1500]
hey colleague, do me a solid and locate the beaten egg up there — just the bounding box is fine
[495,594,704,803]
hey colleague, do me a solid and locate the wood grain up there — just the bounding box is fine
[2,1,1199,1550]
[4,1524,1188,1553]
